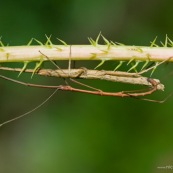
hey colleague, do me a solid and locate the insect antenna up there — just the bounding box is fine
[0,74,59,127]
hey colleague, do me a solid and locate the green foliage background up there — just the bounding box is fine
[1,0,173,173]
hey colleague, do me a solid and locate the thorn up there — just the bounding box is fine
[167,36,173,47]
[100,49,108,54]
[0,37,4,47]
[114,42,124,46]
[56,47,63,51]
[160,35,168,47]
[57,38,67,46]
[150,62,159,76]
[150,36,158,47]
[165,34,168,47]
[110,41,117,46]
[94,60,105,69]
[127,58,135,65]
[101,34,111,50]
[34,38,43,45]
[88,32,101,47]
[27,38,34,46]
[88,37,95,46]
[136,47,143,53]
[141,60,149,71]
[45,35,53,47]
[128,61,140,72]
[114,61,124,71]
[95,32,101,45]
[18,61,29,77]
[31,59,43,78]
[101,34,109,45]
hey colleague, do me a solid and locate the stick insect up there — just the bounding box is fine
[0,51,170,127]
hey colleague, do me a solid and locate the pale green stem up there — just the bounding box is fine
[0,45,173,62]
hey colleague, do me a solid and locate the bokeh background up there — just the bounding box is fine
[0,0,173,173]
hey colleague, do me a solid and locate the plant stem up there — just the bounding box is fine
[0,45,173,63]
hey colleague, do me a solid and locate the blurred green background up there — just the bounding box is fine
[1,0,173,173]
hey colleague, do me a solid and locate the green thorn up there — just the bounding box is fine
[141,60,149,71]
[101,34,111,49]
[88,37,95,46]
[56,47,63,51]
[27,38,34,46]
[114,61,124,71]
[128,61,140,72]
[167,36,173,47]
[0,37,4,47]
[114,42,124,46]
[101,34,109,45]
[45,35,53,47]
[136,47,143,53]
[57,38,67,46]
[165,34,168,47]
[18,61,29,77]
[127,58,135,65]
[100,50,108,54]
[34,38,43,45]
[31,59,43,78]
[0,41,4,47]
[150,36,158,47]
[110,41,117,46]
[150,62,159,76]
[160,35,168,47]
[95,32,101,45]
[94,60,105,69]
[88,32,101,47]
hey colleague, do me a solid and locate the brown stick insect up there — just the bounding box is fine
[0,52,170,127]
